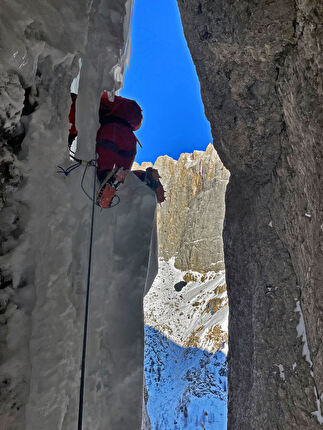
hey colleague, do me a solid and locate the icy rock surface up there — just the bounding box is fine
[0,1,149,429]
[76,0,134,160]
[24,172,156,430]
[178,0,323,428]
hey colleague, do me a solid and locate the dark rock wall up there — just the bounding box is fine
[177,0,323,428]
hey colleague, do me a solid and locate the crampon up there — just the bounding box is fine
[96,167,128,208]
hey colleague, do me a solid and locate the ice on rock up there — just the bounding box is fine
[23,168,157,430]
[1,1,154,429]
[76,0,135,160]
[295,300,312,366]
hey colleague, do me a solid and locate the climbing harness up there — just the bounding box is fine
[57,159,115,207]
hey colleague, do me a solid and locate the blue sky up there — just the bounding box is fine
[121,0,212,164]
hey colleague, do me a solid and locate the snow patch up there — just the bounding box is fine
[294,300,323,424]
[276,364,285,381]
[312,387,323,424]
[295,300,312,366]
[144,259,228,355]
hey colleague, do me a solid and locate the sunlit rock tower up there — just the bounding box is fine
[0,1,157,430]
[178,0,323,429]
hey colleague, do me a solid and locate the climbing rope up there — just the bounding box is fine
[57,153,122,429]
[80,161,97,202]
[56,154,98,428]
[77,158,97,430]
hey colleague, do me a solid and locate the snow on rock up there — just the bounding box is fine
[0,2,151,429]
[295,299,323,425]
[295,300,312,366]
[145,326,227,430]
[76,0,135,160]
[81,173,157,430]
[144,258,228,355]
[312,386,323,425]
[276,364,285,382]
[23,170,156,430]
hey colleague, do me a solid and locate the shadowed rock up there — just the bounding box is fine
[177,0,323,428]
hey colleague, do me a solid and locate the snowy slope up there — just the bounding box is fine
[145,327,227,430]
[143,259,228,429]
[144,259,228,355]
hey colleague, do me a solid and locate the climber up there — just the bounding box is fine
[132,167,166,204]
[96,92,142,182]
[68,93,78,150]
[96,92,165,207]
[64,90,165,207]
[95,92,143,207]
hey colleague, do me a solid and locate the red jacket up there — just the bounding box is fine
[96,93,143,174]
[68,94,78,135]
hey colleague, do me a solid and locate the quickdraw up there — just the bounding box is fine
[56,159,96,177]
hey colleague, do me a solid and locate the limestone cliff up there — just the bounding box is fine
[177,1,323,428]
[133,143,229,273]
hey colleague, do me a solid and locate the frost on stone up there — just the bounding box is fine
[294,301,323,424]
[276,364,285,381]
[76,0,135,160]
[312,387,323,424]
[0,1,149,428]
[295,300,312,366]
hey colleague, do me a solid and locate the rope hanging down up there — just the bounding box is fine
[77,160,97,430]
[57,157,98,427]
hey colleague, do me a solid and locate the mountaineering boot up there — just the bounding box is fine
[96,167,128,208]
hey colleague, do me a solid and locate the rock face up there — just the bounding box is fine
[139,146,229,428]
[133,143,229,273]
[177,1,323,429]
